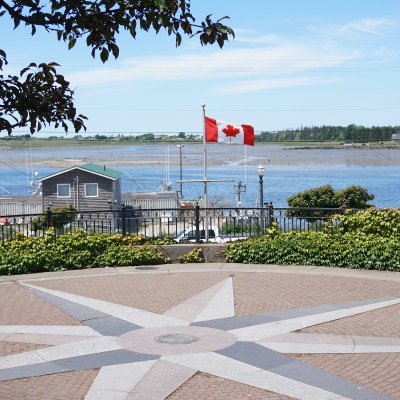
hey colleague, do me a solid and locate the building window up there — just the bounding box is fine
[57,184,70,198]
[85,183,98,197]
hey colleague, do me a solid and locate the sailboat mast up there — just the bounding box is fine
[25,151,29,195]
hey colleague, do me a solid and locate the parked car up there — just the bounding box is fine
[175,228,219,243]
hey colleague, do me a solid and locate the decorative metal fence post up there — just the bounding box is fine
[268,202,274,228]
[257,165,265,235]
[46,207,52,229]
[121,204,126,236]
[195,203,200,243]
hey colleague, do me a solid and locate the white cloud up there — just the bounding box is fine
[68,42,357,92]
[233,30,284,44]
[311,18,398,38]
[212,76,343,95]
[341,18,394,35]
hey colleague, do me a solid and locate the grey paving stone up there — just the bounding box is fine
[28,285,141,335]
[217,341,294,370]
[192,312,275,330]
[0,350,159,381]
[270,359,394,400]
[0,361,69,381]
[217,341,394,400]
[193,295,399,331]
[83,316,141,336]
[27,287,107,320]
[52,349,159,371]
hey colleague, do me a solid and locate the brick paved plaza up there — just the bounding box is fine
[0,263,399,399]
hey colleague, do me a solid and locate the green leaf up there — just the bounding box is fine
[20,66,31,77]
[110,43,119,59]
[68,37,76,50]
[175,32,182,47]
[155,0,166,10]
[100,48,109,63]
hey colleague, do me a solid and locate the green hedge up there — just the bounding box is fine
[4,208,400,274]
[0,229,170,275]
[225,231,400,271]
[329,207,400,237]
[226,208,400,271]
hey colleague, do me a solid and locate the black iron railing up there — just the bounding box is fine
[0,204,350,243]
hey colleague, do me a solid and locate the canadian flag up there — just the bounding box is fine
[205,116,254,146]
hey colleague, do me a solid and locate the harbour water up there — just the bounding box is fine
[1,144,400,208]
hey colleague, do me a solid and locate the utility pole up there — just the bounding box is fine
[234,180,246,207]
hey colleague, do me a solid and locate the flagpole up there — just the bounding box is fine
[244,145,247,185]
[202,104,207,207]
[202,103,209,240]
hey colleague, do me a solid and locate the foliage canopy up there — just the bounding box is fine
[286,184,374,220]
[0,0,234,134]
[256,124,400,143]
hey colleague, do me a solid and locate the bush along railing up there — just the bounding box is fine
[225,207,400,272]
[0,204,359,243]
[0,229,170,275]
[2,206,400,273]
[276,206,349,232]
[225,230,400,271]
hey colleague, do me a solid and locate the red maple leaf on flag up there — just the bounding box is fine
[222,124,240,140]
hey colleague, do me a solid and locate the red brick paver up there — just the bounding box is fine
[0,369,99,400]
[301,303,400,337]
[233,272,400,315]
[29,271,400,317]
[31,272,230,313]
[1,268,398,400]
[291,353,400,400]
[0,342,48,357]
[167,372,295,400]
[0,283,80,325]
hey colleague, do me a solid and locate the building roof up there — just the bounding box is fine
[41,162,123,181]
[79,163,123,179]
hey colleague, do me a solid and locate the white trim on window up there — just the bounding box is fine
[85,183,98,197]
[57,184,71,198]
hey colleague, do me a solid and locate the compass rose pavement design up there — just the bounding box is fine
[0,265,399,399]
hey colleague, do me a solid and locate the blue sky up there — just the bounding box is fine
[2,0,400,135]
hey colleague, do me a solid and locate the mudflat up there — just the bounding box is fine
[2,143,400,168]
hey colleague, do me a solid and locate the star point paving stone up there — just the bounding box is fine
[0,268,399,400]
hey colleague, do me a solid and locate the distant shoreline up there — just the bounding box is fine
[2,138,400,150]
[2,142,400,169]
